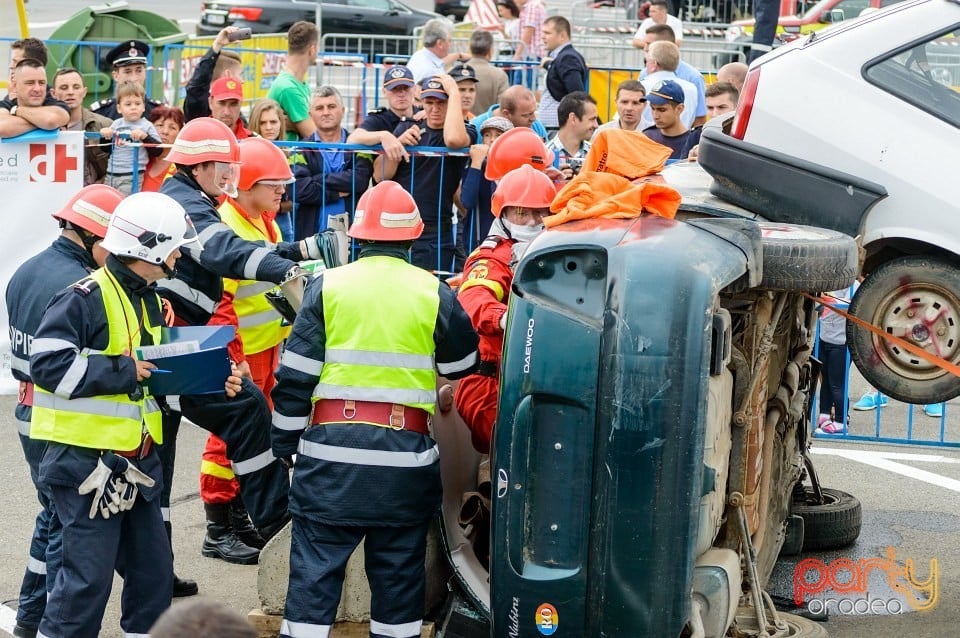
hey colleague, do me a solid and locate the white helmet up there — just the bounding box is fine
[100,192,203,264]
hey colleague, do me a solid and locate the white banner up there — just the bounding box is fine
[0,130,85,395]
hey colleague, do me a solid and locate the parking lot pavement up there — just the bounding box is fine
[0,396,259,638]
[2,393,960,637]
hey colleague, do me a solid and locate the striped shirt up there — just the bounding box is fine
[519,0,547,59]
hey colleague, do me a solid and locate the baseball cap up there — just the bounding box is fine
[480,116,513,134]
[106,40,149,68]
[450,63,478,83]
[383,66,415,89]
[647,80,685,106]
[420,77,449,100]
[210,77,244,101]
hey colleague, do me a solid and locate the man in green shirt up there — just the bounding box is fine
[266,21,319,140]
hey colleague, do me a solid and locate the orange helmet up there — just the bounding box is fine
[165,117,240,165]
[51,184,124,237]
[491,164,557,217]
[348,181,424,242]
[484,127,555,180]
[237,137,294,191]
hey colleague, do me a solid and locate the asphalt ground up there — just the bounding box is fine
[0,376,957,637]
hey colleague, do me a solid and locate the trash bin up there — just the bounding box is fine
[45,1,188,107]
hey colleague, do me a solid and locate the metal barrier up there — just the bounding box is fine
[810,322,957,448]
[274,140,475,276]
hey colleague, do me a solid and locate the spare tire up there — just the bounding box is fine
[757,223,859,292]
[792,487,862,552]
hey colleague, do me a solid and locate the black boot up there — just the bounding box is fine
[230,497,266,550]
[12,622,38,638]
[201,502,260,565]
[173,573,199,597]
[258,512,292,544]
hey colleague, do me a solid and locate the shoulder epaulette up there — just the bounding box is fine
[90,98,115,111]
[72,277,100,296]
[366,107,387,115]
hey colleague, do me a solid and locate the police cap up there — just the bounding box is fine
[106,40,149,68]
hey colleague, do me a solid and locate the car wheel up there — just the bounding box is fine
[847,256,960,404]
[756,223,859,292]
[777,612,829,637]
[792,487,862,552]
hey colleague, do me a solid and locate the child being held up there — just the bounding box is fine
[100,81,161,194]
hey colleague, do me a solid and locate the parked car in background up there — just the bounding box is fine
[436,0,470,20]
[700,0,960,405]
[197,0,440,56]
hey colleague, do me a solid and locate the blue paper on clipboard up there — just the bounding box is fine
[139,326,235,396]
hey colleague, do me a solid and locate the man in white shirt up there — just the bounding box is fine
[639,41,698,130]
[406,18,467,82]
[632,0,683,49]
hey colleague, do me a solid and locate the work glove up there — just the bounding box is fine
[78,452,127,519]
[115,460,155,513]
[78,452,155,519]
[299,230,344,267]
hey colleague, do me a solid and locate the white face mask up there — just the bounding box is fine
[503,218,544,243]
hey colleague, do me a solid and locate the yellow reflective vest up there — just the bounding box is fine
[31,267,163,450]
[218,199,290,355]
[315,256,440,413]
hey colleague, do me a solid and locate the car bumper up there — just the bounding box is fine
[698,127,887,237]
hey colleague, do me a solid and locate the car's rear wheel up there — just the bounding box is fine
[847,256,960,404]
[792,487,862,552]
[756,223,859,292]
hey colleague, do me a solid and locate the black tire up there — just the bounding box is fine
[847,256,960,404]
[792,487,862,552]
[779,612,830,637]
[757,223,859,292]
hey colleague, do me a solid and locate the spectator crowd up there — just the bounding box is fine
[0,7,748,637]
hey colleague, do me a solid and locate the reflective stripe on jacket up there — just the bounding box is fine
[31,267,163,450]
[314,256,440,413]
[218,199,290,354]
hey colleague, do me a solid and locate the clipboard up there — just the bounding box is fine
[138,326,235,395]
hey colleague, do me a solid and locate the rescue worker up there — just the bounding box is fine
[91,40,164,120]
[156,117,327,546]
[271,181,480,638]
[454,165,557,453]
[5,185,124,638]
[199,137,295,564]
[29,192,204,638]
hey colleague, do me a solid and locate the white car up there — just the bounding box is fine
[698,0,960,404]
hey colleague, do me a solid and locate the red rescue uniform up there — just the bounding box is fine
[454,235,515,453]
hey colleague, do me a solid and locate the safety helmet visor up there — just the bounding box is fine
[256,178,295,187]
[214,161,241,199]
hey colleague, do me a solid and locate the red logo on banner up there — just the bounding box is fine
[29,143,79,183]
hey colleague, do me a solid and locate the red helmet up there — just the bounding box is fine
[237,137,294,191]
[484,127,555,181]
[491,164,557,217]
[165,117,240,165]
[51,184,124,237]
[348,181,423,242]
